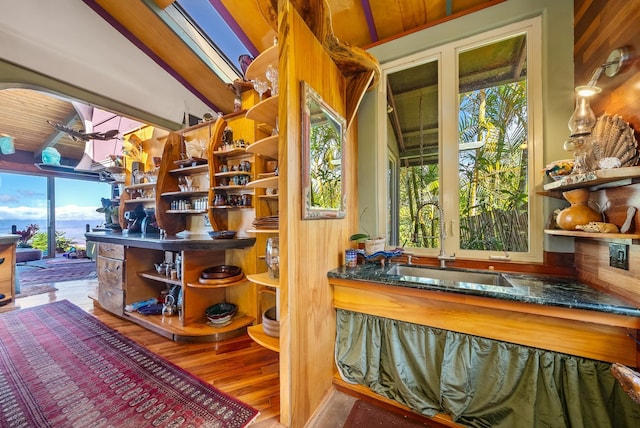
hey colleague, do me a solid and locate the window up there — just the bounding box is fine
[383,18,542,262]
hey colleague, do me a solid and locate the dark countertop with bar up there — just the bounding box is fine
[85,231,255,251]
[328,263,640,317]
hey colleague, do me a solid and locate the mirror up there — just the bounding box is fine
[301,81,346,219]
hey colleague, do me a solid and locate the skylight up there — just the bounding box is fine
[148,0,257,84]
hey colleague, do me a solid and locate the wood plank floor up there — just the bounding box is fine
[10,277,283,425]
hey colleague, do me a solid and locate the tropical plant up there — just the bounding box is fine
[15,224,39,248]
[31,230,77,253]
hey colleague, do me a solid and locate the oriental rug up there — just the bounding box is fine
[0,300,259,427]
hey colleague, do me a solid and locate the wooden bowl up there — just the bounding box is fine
[262,306,279,337]
[200,265,241,279]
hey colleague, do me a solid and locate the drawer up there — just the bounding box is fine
[98,283,124,315]
[97,256,124,290]
[98,243,124,260]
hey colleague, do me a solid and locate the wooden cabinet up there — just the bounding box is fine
[0,236,18,307]
[96,242,125,315]
[89,234,257,342]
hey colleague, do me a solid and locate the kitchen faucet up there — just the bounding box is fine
[413,200,456,268]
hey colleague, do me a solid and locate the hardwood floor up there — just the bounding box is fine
[11,277,283,425]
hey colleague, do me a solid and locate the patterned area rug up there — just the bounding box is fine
[17,260,97,288]
[0,300,260,427]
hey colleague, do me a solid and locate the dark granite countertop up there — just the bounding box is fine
[328,263,640,317]
[85,231,255,251]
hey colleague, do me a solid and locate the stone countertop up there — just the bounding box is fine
[328,263,640,317]
[0,235,20,244]
[85,231,255,251]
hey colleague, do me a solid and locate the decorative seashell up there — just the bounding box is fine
[592,114,638,168]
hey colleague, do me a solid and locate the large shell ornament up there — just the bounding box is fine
[592,113,638,168]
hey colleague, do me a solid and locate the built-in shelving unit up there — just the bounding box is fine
[246,135,278,159]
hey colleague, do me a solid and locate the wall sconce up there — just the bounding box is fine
[0,134,15,155]
[565,47,631,174]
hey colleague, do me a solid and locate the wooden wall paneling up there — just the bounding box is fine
[280,1,357,425]
[575,239,640,307]
[574,0,640,134]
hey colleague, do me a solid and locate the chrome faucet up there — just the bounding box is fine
[413,200,455,268]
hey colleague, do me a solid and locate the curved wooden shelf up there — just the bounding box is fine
[245,95,278,128]
[214,171,252,178]
[212,148,247,157]
[168,164,209,175]
[247,324,280,352]
[246,176,278,189]
[161,190,208,197]
[245,45,277,81]
[247,272,280,288]
[543,166,640,192]
[165,209,208,214]
[212,185,247,191]
[125,311,255,340]
[124,197,155,204]
[246,135,278,159]
[210,205,254,210]
[258,194,279,200]
[186,277,248,289]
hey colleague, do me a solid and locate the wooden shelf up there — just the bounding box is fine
[214,171,252,177]
[125,182,155,191]
[138,270,182,286]
[166,209,208,214]
[210,205,254,210]
[246,176,278,189]
[124,197,155,204]
[258,195,279,200]
[544,229,640,243]
[186,277,248,289]
[244,44,277,81]
[212,185,248,191]
[168,164,209,175]
[247,272,280,288]
[543,166,640,191]
[212,148,247,157]
[246,135,278,159]
[161,190,208,197]
[247,229,279,234]
[246,95,278,128]
[247,324,280,352]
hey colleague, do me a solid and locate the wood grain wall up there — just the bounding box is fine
[279,2,357,426]
[574,0,640,306]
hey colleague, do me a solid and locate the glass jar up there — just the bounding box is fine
[266,237,279,279]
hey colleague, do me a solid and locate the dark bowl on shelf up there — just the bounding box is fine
[208,230,237,240]
[200,265,242,279]
[205,302,238,320]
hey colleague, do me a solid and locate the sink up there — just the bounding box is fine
[385,264,513,288]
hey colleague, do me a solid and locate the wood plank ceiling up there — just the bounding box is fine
[0,0,502,177]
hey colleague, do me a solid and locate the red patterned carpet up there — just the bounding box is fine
[0,300,259,427]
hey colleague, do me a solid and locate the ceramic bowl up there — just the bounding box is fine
[208,230,237,240]
[262,306,279,337]
[205,302,237,320]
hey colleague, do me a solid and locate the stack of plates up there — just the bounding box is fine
[252,215,279,229]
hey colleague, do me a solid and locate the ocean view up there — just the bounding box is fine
[1,218,103,248]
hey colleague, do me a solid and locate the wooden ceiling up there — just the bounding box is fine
[0,0,501,177]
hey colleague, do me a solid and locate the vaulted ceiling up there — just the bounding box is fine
[0,0,502,178]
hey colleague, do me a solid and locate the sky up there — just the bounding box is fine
[0,172,111,221]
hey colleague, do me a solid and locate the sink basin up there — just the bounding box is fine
[386,264,512,288]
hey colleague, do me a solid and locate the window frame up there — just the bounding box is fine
[379,17,543,262]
